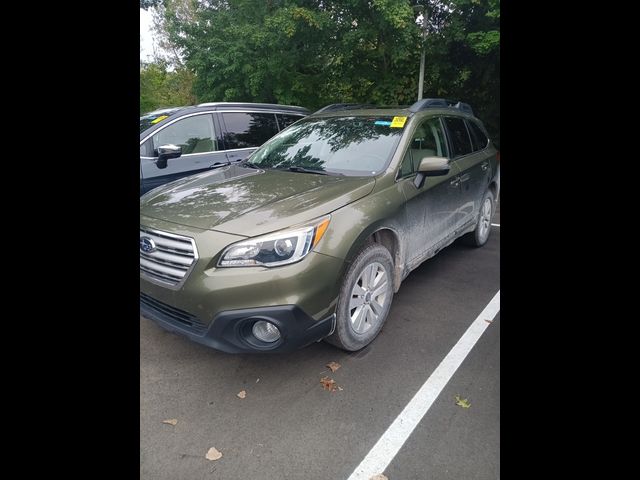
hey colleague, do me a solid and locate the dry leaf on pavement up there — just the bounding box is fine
[205,447,223,461]
[370,475,388,480]
[237,390,247,399]
[326,361,341,372]
[320,376,338,392]
[162,419,178,426]
[455,394,471,408]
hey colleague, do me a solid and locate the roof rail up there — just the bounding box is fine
[195,102,309,112]
[409,98,473,116]
[313,103,375,114]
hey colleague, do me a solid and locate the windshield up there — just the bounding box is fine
[249,116,405,176]
[140,108,182,133]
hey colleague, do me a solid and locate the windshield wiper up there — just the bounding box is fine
[287,166,331,176]
[241,160,260,169]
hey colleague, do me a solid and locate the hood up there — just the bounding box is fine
[140,164,375,237]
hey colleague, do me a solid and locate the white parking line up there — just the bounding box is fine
[346,291,501,480]
[491,223,500,227]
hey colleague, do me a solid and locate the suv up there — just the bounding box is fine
[139,102,309,195]
[139,98,499,353]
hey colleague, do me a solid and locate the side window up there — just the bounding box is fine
[152,114,217,156]
[444,117,473,158]
[140,139,153,157]
[398,149,414,178]
[466,120,489,151]
[408,117,449,171]
[222,112,279,149]
[276,114,304,130]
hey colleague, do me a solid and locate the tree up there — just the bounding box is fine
[146,0,500,142]
[140,61,196,114]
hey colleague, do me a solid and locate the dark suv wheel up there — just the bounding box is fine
[325,244,394,351]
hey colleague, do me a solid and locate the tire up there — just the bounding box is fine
[325,243,394,351]
[464,189,495,247]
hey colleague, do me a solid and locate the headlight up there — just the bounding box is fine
[218,216,330,267]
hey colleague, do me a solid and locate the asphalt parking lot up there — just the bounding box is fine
[140,202,500,480]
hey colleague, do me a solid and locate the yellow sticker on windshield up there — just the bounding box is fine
[151,115,168,124]
[390,116,407,128]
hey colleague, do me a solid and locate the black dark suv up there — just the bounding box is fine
[139,102,309,195]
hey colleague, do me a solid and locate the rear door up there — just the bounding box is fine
[442,116,490,229]
[140,112,228,195]
[219,111,280,163]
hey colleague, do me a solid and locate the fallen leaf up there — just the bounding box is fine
[370,475,388,480]
[162,419,178,426]
[338,386,344,391]
[485,319,493,324]
[455,395,471,409]
[326,361,341,372]
[320,376,338,392]
[205,447,222,461]
[237,390,247,399]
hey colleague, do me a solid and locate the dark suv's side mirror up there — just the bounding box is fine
[414,156,450,188]
[156,144,182,169]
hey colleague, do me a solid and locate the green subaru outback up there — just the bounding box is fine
[139,99,499,353]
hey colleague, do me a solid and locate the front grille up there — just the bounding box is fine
[140,227,197,287]
[140,292,207,335]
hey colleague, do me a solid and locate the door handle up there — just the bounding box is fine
[459,173,471,183]
[450,177,460,187]
[481,162,489,171]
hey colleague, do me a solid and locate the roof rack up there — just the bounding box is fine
[409,98,473,115]
[313,103,376,114]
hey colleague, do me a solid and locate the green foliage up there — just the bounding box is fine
[140,62,196,114]
[144,0,500,144]
[140,0,163,10]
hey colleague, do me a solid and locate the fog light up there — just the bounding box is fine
[252,321,281,343]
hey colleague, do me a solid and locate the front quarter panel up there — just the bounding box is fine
[314,176,408,282]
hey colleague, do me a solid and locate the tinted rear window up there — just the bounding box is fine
[444,117,473,157]
[277,113,305,130]
[466,120,489,151]
[222,112,279,149]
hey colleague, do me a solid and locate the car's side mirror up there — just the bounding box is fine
[414,156,450,188]
[156,144,182,169]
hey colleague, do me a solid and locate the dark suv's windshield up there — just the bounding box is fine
[140,108,182,133]
[249,116,405,176]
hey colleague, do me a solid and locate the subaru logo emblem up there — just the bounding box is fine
[140,236,156,253]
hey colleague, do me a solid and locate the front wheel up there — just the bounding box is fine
[325,243,394,351]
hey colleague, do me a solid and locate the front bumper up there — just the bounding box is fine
[139,216,345,353]
[140,295,336,353]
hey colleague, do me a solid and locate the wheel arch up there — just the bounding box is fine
[343,223,405,292]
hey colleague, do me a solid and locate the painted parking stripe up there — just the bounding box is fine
[491,223,500,227]
[346,290,501,480]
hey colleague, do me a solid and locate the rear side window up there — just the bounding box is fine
[277,113,305,130]
[444,117,473,158]
[466,120,489,151]
[152,114,217,155]
[222,112,279,149]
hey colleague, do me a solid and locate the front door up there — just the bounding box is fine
[140,113,228,195]
[398,116,461,265]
